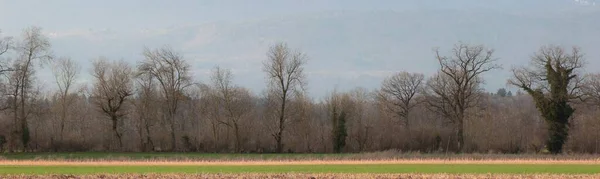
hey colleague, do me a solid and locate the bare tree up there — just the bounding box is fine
[52,57,80,144]
[378,72,424,128]
[287,92,316,152]
[139,46,192,151]
[0,29,13,74]
[7,26,52,151]
[209,66,254,152]
[263,42,307,153]
[91,58,133,150]
[424,43,500,152]
[0,30,14,112]
[133,72,158,151]
[198,83,225,150]
[346,88,375,152]
[582,73,600,108]
[509,46,584,154]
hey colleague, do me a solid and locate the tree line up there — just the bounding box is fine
[1,27,599,154]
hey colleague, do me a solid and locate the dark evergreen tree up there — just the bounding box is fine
[332,110,348,153]
[497,88,507,97]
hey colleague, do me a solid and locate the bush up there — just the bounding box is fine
[0,135,5,152]
[181,136,197,152]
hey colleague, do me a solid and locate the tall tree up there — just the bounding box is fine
[91,58,133,150]
[133,72,158,151]
[263,42,307,153]
[424,43,500,152]
[509,46,584,154]
[0,29,13,74]
[209,66,254,152]
[51,57,80,144]
[582,73,600,108]
[139,46,192,151]
[0,30,14,112]
[378,72,424,128]
[8,26,52,151]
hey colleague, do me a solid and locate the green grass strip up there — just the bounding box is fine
[0,152,348,160]
[1,164,599,175]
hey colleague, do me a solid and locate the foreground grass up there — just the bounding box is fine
[0,152,349,161]
[1,164,600,175]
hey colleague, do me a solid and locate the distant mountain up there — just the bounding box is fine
[47,8,600,98]
[386,0,598,11]
[573,0,597,6]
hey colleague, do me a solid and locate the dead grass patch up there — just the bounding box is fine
[2,173,600,179]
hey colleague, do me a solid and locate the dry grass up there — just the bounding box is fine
[5,151,600,162]
[1,159,600,166]
[3,173,600,179]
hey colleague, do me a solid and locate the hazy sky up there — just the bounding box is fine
[1,0,598,98]
[0,0,416,32]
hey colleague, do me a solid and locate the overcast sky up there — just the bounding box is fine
[1,0,598,98]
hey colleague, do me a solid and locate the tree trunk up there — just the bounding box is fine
[211,120,218,150]
[170,120,176,152]
[457,120,464,153]
[138,118,145,152]
[60,104,66,144]
[9,91,18,152]
[275,130,283,153]
[234,122,241,153]
[276,94,287,153]
[144,120,154,152]
[20,89,27,151]
[111,117,123,151]
[405,116,412,150]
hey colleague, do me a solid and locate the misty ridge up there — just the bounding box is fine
[0,0,600,154]
[40,3,599,98]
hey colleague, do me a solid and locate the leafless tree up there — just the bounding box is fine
[378,72,424,128]
[197,83,224,150]
[91,58,133,150]
[52,57,79,143]
[139,46,192,151]
[262,42,307,153]
[424,43,500,152]
[287,92,316,152]
[0,29,14,74]
[0,30,14,112]
[208,66,254,152]
[348,88,377,152]
[7,26,52,151]
[583,73,600,108]
[133,72,158,151]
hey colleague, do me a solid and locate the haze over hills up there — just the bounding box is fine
[1,0,599,98]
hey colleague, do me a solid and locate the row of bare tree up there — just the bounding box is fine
[1,27,599,153]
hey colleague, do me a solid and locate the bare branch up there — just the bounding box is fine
[138,46,192,151]
[262,42,308,153]
[424,42,500,151]
[379,71,424,127]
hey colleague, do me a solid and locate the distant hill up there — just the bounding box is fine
[46,4,600,98]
